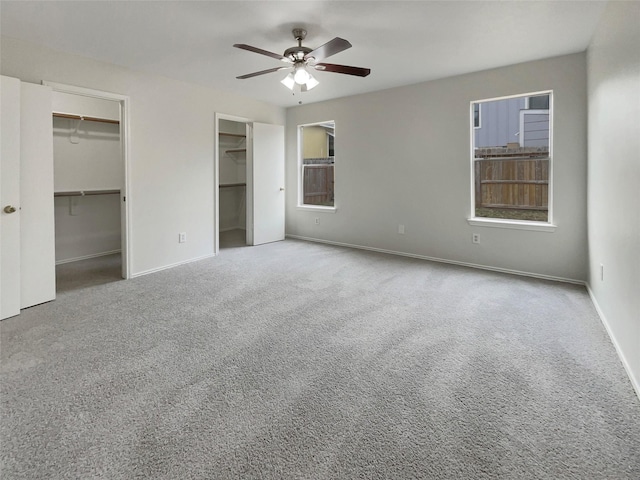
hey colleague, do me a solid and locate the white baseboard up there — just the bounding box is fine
[586,284,640,400]
[131,253,216,279]
[286,235,584,285]
[56,249,121,265]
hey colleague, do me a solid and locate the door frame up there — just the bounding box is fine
[43,81,132,279]
[214,112,251,255]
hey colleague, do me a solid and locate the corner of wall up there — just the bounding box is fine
[586,0,640,402]
[586,283,640,400]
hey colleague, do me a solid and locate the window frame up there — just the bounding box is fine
[297,120,337,213]
[468,91,556,232]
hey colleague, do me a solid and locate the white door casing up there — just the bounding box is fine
[43,81,131,280]
[0,76,21,319]
[248,122,285,246]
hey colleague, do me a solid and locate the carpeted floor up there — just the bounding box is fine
[220,228,248,249]
[55,253,123,294]
[1,239,639,479]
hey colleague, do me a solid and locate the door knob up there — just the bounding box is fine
[279,187,285,191]
[3,205,17,214]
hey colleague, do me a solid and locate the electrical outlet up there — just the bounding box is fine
[179,232,186,243]
[472,233,480,244]
[314,217,320,225]
[398,224,405,234]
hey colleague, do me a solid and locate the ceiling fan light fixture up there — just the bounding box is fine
[293,64,310,85]
[305,74,319,90]
[235,29,369,94]
[281,73,296,90]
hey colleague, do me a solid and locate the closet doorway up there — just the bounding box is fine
[214,113,285,254]
[45,82,130,288]
[217,115,249,250]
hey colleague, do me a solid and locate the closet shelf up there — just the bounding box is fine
[219,183,246,189]
[54,189,120,197]
[53,112,120,125]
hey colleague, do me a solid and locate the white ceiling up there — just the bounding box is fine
[1,1,607,108]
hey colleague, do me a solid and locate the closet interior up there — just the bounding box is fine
[218,119,248,248]
[52,92,124,287]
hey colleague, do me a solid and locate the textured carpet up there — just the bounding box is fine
[1,239,639,479]
[220,228,248,249]
[55,253,123,294]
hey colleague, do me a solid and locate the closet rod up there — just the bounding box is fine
[219,183,247,189]
[52,112,120,125]
[54,189,120,197]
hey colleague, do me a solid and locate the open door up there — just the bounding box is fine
[20,82,55,309]
[0,77,55,319]
[1,76,21,319]
[247,122,285,246]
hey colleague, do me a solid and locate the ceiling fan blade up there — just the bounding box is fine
[313,63,371,77]
[304,37,351,62]
[236,66,291,79]
[233,44,292,63]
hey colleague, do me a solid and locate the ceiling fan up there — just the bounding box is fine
[234,28,371,92]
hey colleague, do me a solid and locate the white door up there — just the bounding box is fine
[1,76,22,319]
[247,122,285,246]
[20,82,55,308]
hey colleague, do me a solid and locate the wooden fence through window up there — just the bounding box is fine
[475,157,549,210]
[303,164,334,206]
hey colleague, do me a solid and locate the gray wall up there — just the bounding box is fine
[587,1,640,394]
[286,53,587,282]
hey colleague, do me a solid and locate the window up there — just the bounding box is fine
[471,92,552,225]
[527,94,550,110]
[299,121,335,208]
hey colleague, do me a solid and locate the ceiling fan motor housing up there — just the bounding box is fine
[285,29,312,62]
[284,45,312,62]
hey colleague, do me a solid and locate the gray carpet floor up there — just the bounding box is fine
[55,253,123,294]
[220,228,248,249]
[1,239,639,479]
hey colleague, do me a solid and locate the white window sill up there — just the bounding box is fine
[467,217,556,232]
[296,205,337,213]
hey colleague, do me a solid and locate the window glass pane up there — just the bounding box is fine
[474,103,480,128]
[528,95,549,110]
[472,93,551,222]
[300,122,335,207]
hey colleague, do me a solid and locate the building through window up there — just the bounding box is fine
[471,92,552,223]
